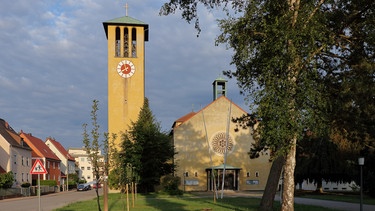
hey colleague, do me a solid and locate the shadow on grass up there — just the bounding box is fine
[142,193,263,211]
[143,193,192,211]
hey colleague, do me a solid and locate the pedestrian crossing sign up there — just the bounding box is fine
[30,159,47,174]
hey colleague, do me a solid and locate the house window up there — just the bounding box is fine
[22,156,24,166]
[53,162,55,169]
[81,157,84,162]
[22,173,24,182]
[27,173,29,182]
[184,172,189,177]
[14,154,17,164]
[87,167,91,171]
[47,161,50,168]
[247,172,250,177]
[81,167,84,170]
[194,172,198,177]
[87,176,91,180]
[26,157,29,166]
[14,173,17,181]
[255,172,259,177]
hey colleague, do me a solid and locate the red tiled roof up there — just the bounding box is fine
[0,165,6,174]
[46,138,75,161]
[20,132,60,161]
[177,112,196,123]
[0,119,31,150]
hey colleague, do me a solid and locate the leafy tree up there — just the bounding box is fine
[160,0,374,210]
[119,98,175,193]
[0,172,14,189]
[83,99,107,211]
[319,0,375,196]
[295,133,355,192]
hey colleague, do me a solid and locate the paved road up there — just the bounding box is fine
[0,189,102,211]
[294,197,375,211]
[193,191,375,211]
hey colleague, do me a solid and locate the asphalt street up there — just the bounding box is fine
[0,189,101,211]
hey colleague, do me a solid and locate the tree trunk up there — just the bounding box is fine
[281,137,297,211]
[260,155,285,211]
[315,178,323,193]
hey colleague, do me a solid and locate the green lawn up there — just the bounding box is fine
[54,193,338,211]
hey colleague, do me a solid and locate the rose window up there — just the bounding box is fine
[210,132,234,155]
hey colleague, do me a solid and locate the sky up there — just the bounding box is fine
[0,0,249,149]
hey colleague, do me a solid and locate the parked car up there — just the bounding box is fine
[92,183,101,189]
[77,184,91,191]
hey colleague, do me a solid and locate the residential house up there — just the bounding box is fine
[20,132,61,186]
[45,138,75,190]
[68,147,104,183]
[0,119,32,186]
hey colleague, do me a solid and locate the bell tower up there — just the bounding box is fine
[213,76,227,100]
[103,14,149,146]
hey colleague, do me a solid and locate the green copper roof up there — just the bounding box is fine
[102,16,149,40]
[206,164,242,170]
[104,16,147,25]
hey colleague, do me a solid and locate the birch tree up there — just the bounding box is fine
[161,0,374,210]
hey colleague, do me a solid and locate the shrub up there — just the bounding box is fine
[160,175,183,195]
[21,182,31,187]
[40,180,57,186]
[0,172,14,189]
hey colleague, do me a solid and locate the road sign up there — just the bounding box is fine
[30,159,47,174]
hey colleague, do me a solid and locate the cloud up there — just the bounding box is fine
[0,0,247,149]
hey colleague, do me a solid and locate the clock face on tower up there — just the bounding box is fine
[116,60,136,78]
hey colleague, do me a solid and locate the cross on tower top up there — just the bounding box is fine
[124,3,128,16]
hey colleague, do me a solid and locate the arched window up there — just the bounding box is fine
[131,28,137,57]
[115,27,121,57]
[123,28,129,57]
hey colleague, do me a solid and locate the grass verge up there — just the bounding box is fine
[54,192,339,211]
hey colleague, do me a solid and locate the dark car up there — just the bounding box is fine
[77,184,91,191]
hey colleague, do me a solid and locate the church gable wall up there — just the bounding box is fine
[174,97,271,191]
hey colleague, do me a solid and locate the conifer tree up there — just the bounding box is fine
[120,98,175,193]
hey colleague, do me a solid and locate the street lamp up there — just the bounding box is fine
[358,157,364,211]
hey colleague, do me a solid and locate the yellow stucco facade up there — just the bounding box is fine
[103,16,148,146]
[173,96,272,191]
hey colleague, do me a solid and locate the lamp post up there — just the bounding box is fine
[358,157,364,211]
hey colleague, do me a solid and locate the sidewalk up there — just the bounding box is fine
[191,191,375,211]
[294,197,375,211]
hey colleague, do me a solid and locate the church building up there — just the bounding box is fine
[102,10,271,192]
[172,77,272,191]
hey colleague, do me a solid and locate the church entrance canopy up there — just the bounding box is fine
[205,164,242,191]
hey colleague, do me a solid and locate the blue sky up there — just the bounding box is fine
[0,0,248,149]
